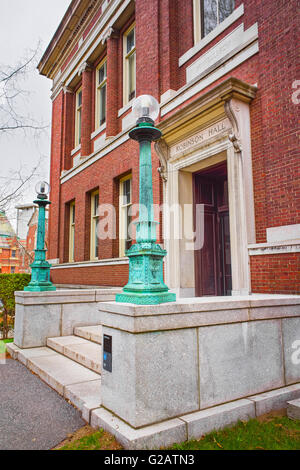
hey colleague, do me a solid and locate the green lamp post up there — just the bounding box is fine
[24,181,56,292]
[116,95,176,305]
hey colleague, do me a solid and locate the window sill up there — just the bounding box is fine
[51,257,129,269]
[91,122,106,140]
[71,144,81,156]
[118,99,134,118]
[179,4,244,67]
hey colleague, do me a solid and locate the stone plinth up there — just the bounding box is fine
[14,288,121,349]
[98,294,300,429]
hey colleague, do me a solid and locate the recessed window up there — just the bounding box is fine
[119,176,132,257]
[90,191,99,260]
[75,88,82,146]
[194,0,235,43]
[96,59,107,128]
[69,202,75,262]
[123,25,136,105]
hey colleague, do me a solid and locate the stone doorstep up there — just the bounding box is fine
[47,336,102,374]
[74,325,102,344]
[287,399,300,421]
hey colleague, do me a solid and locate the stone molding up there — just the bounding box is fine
[78,61,93,76]
[98,295,300,333]
[248,240,300,256]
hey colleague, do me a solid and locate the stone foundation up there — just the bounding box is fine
[98,294,300,428]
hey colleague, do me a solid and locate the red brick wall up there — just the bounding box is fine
[49,91,64,261]
[51,263,129,287]
[251,254,300,295]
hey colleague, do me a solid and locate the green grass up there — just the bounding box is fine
[168,416,300,450]
[0,338,13,354]
[55,415,300,451]
[56,429,122,451]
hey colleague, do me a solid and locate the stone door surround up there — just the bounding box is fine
[155,78,257,297]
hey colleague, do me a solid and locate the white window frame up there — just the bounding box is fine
[75,88,82,147]
[193,0,236,44]
[119,175,132,258]
[90,190,99,260]
[95,58,107,130]
[69,201,75,262]
[123,23,136,106]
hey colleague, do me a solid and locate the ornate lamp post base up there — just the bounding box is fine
[24,260,56,292]
[116,241,176,305]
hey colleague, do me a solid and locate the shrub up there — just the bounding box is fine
[0,274,30,339]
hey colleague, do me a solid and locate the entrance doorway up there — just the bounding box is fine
[193,161,232,296]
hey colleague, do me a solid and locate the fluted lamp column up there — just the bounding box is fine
[116,95,176,305]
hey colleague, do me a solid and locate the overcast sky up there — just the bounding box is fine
[0,0,71,226]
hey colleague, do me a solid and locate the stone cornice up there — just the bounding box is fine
[157,78,257,142]
[38,0,101,78]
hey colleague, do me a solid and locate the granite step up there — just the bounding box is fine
[287,398,300,421]
[7,343,102,424]
[74,325,102,344]
[47,336,102,374]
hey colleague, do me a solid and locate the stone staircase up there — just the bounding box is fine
[7,325,103,423]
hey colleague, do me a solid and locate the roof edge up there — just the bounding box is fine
[38,0,88,77]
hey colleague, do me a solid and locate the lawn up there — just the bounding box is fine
[169,415,300,450]
[0,338,13,354]
[54,412,300,451]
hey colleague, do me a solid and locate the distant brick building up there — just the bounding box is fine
[0,211,26,274]
[38,0,300,295]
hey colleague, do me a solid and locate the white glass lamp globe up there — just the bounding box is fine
[132,95,160,122]
[35,181,50,197]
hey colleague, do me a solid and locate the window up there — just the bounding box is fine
[194,0,235,42]
[123,24,136,105]
[96,59,107,128]
[90,191,99,260]
[75,88,82,146]
[69,202,75,262]
[11,266,15,274]
[119,176,132,257]
[11,250,16,258]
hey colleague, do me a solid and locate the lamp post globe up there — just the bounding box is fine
[35,181,50,200]
[132,94,160,124]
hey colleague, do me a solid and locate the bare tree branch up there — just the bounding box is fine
[0,158,43,212]
[0,42,48,135]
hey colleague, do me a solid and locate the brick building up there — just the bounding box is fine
[0,211,26,274]
[38,0,300,295]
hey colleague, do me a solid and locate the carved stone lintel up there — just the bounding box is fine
[154,139,169,182]
[78,61,92,76]
[224,99,242,153]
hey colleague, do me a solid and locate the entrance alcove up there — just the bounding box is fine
[155,78,257,297]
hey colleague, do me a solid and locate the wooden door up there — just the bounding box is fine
[193,164,232,296]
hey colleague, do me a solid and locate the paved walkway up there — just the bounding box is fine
[0,359,85,450]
